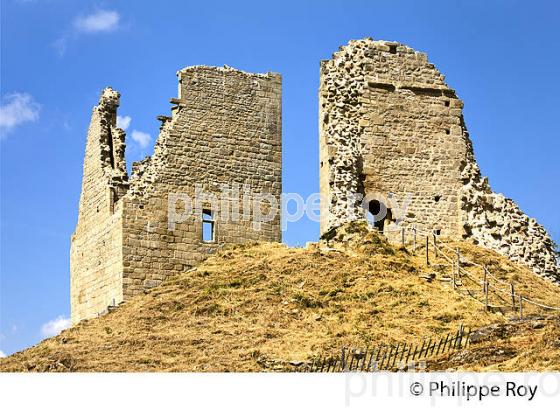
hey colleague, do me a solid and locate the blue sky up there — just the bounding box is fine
[1,0,558,356]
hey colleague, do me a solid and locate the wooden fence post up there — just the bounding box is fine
[404,345,412,365]
[418,340,426,360]
[456,248,461,282]
[412,345,419,361]
[424,339,432,358]
[399,343,407,364]
[519,295,523,319]
[361,347,369,371]
[401,228,405,247]
[442,333,450,353]
[454,327,461,349]
[510,283,516,309]
[391,344,400,369]
[349,351,355,371]
[433,232,438,257]
[483,266,488,293]
[436,337,443,355]
[452,261,456,288]
[386,345,395,369]
[458,324,464,348]
[375,344,383,370]
[425,235,430,266]
[379,346,389,370]
[484,280,489,310]
[366,348,375,371]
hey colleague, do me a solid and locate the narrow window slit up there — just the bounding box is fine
[202,209,215,242]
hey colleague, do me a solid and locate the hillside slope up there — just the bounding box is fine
[1,223,559,372]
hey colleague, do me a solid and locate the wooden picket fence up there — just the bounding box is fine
[296,325,469,372]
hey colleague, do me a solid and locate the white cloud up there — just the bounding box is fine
[131,130,151,148]
[117,115,131,130]
[54,9,122,56]
[41,316,71,338]
[73,10,120,33]
[0,350,6,358]
[0,93,41,135]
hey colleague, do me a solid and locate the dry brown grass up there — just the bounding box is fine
[429,319,560,371]
[1,226,558,372]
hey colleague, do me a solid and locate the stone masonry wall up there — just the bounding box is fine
[71,67,282,322]
[319,39,465,238]
[70,88,129,323]
[319,38,559,282]
[121,66,282,298]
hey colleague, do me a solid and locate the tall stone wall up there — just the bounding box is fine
[319,38,559,282]
[71,66,282,322]
[70,88,129,323]
[121,66,282,298]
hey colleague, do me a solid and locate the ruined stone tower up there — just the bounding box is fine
[319,38,558,282]
[71,66,282,323]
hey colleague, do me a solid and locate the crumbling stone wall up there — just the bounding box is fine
[121,66,282,298]
[319,38,558,282]
[461,148,558,281]
[70,88,129,323]
[71,66,282,323]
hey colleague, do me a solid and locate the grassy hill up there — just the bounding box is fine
[1,222,559,372]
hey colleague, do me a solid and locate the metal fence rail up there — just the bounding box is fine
[394,225,560,317]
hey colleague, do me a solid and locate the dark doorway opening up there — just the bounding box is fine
[368,200,392,232]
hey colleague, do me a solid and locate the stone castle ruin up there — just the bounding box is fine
[72,39,558,323]
[71,66,282,323]
[319,38,558,283]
